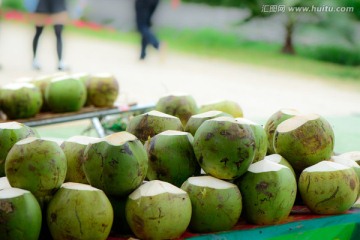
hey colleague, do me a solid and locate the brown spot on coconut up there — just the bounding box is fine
[83,132,148,197]
[126,110,183,143]
[193,116,256,180]
[88,73,119,107]
[46,183,113,240]
[125,180,192,240]
[274,113,334,173]
[0,177,11,190]
[338,151,360,165]
[45,75,87,113]
[264,108,301,154]
[185,110,232,136]
[236,118,268,163]
[145,130,200,187]
[0,82,42,119]
[236,160,297,225]
[5,137,67,206]
[0,122,38,177]
[330,156,360,199]
[264,154,296,178]
[200,100,243,118]
[298,161,359,214]
[0,188,42,240]
[60,136,99,184]
[155,93,199,126]
[181,176,242,233]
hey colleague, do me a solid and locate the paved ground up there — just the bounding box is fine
[0,21,360,152]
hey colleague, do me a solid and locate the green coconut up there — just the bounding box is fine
[299,161,359,214]
[0,188,42,240]
[72,72,91,106]
[45,75,87,113]
[60,135,99,184]
[338,151,360,165]
[126,110,184,143]
[193,116,256,180]
[32,72,68,111]
[264,108,300,154]
[83,132,148,197]
[0,177,11,190]
[155,93,199,126]
[145,130,200,187]
[200,100,243,118]
[237,160,297,225]
[0,82,42,119]
[264,154,296,178]
[47,182,113,240]
[236,118,267,162]
[88,73,119,107]
[5,137,67,205]
[185,110,232,136]
[273,114,334,173]
[330,156,360,198]
[126,180,192,240]
[181,176,242,233]
[0,122,38,177]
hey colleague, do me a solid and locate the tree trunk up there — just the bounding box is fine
[282,15,296,55]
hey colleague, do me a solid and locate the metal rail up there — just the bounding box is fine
[7,104,155,137]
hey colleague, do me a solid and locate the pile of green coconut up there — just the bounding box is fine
[0,72,119,120]
[1,93,360,240]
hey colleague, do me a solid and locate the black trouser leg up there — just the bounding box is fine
[54,24,64,61]
[33,25,44,59]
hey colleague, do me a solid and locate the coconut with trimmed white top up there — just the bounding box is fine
[60,136,99,184]
[32,72,68,111]
[0,82,42,119]
[155,93,199,126]
[0,188,42,240]
[47,182,113,240]
[0,122,38,177]
[338,151,360,165]
[145,130,200,187]
[5,137,67,205]
[194,116,256,180]
[83,132,148,197]
[236,118,268,162]
[87,73,119,107]
[125,180,192,240]
[181,176,242,232]
[126,110,184,143]
[330,156,360,199]
[264,154,296,178]
[299,161,359,214]
[237,160,296,225]
[45,75,87,112]
[200,100,243,118]
[274,113,334,172]
[185,110,232,136]
[0,177,11,189]
[264,108,300,154]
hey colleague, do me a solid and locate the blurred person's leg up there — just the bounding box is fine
[136,0,160,60]
[54,24,66,70]
[147,0,159,27]
[32,25,44,70]
[139,26,159,60]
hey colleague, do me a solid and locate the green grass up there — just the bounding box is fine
[66,26,360,84]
